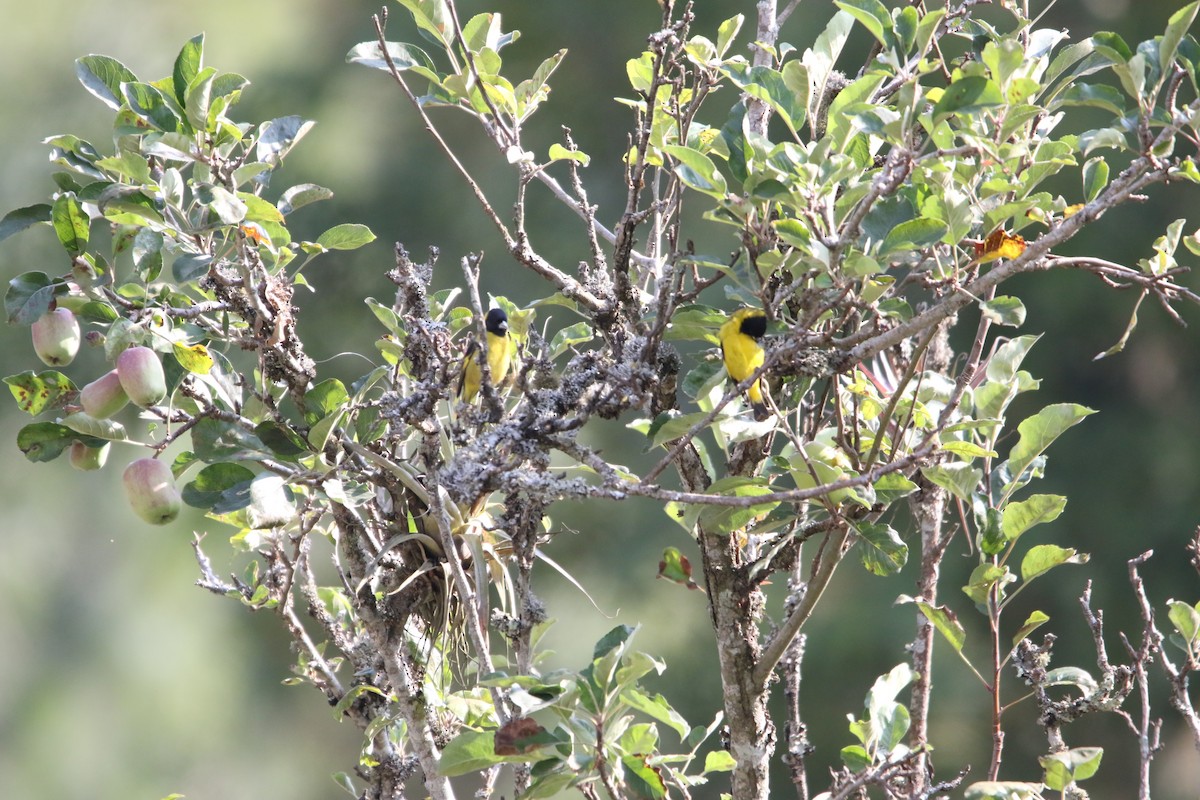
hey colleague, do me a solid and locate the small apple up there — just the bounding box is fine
[68,440,110,471]
[123,458,182,525]
[80,369,129,419]
[116,346,167,408]
[31,307,81,366]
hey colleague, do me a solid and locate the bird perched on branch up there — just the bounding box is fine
[458,307,511,402]
[719,307,769,421]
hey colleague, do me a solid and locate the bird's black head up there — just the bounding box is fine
[739,312,767,339]
[485,307,509,336]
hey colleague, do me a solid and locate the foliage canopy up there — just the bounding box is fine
[4,1,1200,798]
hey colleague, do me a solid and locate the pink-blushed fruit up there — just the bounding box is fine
[122,458,182,525]
[116,346,167,408]
[80,369,129,419]
[68,440,110,471]
[31,307,81,366]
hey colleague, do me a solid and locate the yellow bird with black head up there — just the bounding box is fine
[458,307,511,402]
[719,307,769,421]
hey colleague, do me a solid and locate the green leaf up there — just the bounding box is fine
[618,722,659,756]
[1080,126,1128,154]
[211,72,249,104]
[963,563,1014,606]
[663,145,727,198]
[254,421,310,460]
[833,0,894,49]
[195,184,246,224]
[1041,746,1103,791]
[438,730,506,776]
[978,507,1005,556]
[547,143,589,165]
[548,321,593,358]
[123,82,181,132]
[345,40,437,73]
[933,75,1004,120]
[697,477,779,535]
[593,624,636,659]
[191,418,268,461]
[16,421,78,462]
[940,440,996,459]
[916,601,966,652]
[981,38,1024,90]
[703,749,737,773]
[805,11,854,127]
[59,412,127,442]
[1092,31,1133,63]
[650,410,715,447]
[1054,82,1128,115]
[172,34,205,109]
[1004,404,1096,497]
[0,204,51,244]
[824,71,886,151]
[5,371,74,415]
[173,254,212,283]
[863,663,914,749]
[663,499,701,534]
[723,63,808,138]
[979,296,1026,327]
[257,115,315,164]
[986,334,1040,383]
[516,49,566,119]
[716,15,744,57]
[304,379,349,426]
[1082,156,1109,202]
[51,194,89,254]
[75,54,139,110]
[132,229,164,280]
[656,546,700,590]
[182,462,256,509]
[1021,544,1088,582]
[1161,3,1200,76]
[315,223,376,251]
[5,271,63,325]
[893,6,918,54]
[1001,494,1067,544]
[880,217,948,254]
[184,67,217,133]
[623,754,667,799]
[841,743,871,771]
[921,461,981,502]
[856,521,908,575]
[98,185,164,228]
[873,472,918,504]
[913,8,946,60]
[963,781,1046,800]
[1013,610,1050,646]
[1045,666,1098,693]
[173,342,214,375]
[278,184,334,216]
[622,688,690,739]
[1167,600,1200,658]
[45,134,103,179]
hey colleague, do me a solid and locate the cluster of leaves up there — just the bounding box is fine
[6,2,1200,800]
[438,625,732,798]
[345,1,1200,797]
[2,33,375,487]
[0,21,727,800]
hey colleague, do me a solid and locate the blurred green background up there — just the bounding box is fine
[1,1,1197,797]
